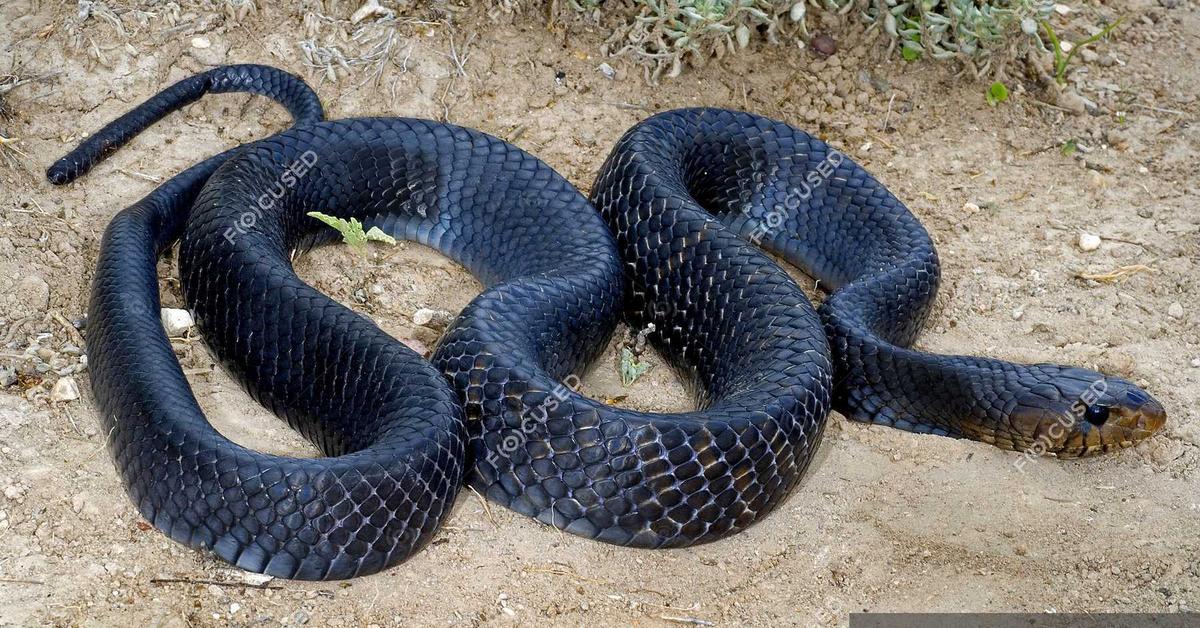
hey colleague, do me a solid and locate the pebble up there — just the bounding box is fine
[3,485,22,500]
[292,610,310,625]
[962,202,981,214]
[810,33,837,57]
[0,367,16,387]
[1011,308,1024,321]
[1167,302,1184,319]
[190,36,211,49]
[71,492,87,514]
[1077,233,1102,252]
[1190,358,1200,368]
[1137,208,1154,219]
[412,308,452,330]
[51,377,80,402]
[160,308,195,337]
[597,62,616,80]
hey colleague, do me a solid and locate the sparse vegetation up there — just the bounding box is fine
[557,0,1056,81]
[1040,15,1123,85]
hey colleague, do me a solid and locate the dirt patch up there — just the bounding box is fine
[0,1,1197,626]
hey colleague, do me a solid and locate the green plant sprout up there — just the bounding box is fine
[619,347,651,386]
[986,81,1009,106]
[1040,17,1123,85]
[307,211,396,256]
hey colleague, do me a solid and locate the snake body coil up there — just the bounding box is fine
[50,65,1165,580]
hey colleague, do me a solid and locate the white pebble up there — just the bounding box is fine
[790,2,806,22]
[1077,232,1101,252]
[191,36,212,49]
[161,308,195,337]
[51,377,80,402]
[412,308,451,329]
[962,202,981,214]
[1167,302,1184,319]
[1189,358,1200,368]
[1012,308,1024,321]
[597,62,616,80]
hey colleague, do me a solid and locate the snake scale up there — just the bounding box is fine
[46,65,1165,580]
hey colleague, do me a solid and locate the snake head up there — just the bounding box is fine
[1010,367,1165,458]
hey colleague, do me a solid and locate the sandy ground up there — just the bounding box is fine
[0,0,1198,626]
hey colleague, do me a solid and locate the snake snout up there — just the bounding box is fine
[1011,368,1166,458]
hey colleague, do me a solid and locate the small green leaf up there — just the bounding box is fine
[365,226,397,245]
[1061,139,1078,156]
[619,347,651,387]
[985,81,1009,106]
[901,45,921,61]
[307,212,395,256]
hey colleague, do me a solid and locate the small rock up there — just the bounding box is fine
[3,485,22,500]
[51,377,80,402]
[962,202,981,215]
[1056,89,1087,115]
[597,62,616,80]
[1080,48,1099,64]
[412,308,452,330]
[1137,208,1154,219]
[1077,233,1102,252]
[36,348,55,361]
[0,367,16,387]
[190,36,211,49]
[71,493,87,514]
[292,610,310,625]
[1012,308,1024,321]
[160,308,194,337]
[1189,358,1200,368]
[1167,302,1184,319]
[810,33,837,57]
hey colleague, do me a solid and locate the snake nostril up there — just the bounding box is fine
[1084,404,1110,426]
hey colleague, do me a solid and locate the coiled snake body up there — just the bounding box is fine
[48,65,1165,580]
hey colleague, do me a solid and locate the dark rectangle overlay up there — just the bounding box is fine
[850,614,1196,628]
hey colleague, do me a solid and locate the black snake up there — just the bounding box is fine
[47,65,1166,580]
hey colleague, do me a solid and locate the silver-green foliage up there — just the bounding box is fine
[572,0,1054,79]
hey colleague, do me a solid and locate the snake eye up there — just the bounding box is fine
[1084,404,1110,426]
